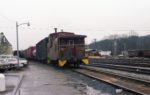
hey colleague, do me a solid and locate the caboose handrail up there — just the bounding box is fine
[58,44,85,51]
[58,44,85,47]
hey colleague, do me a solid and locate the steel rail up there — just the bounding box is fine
[74,66,150,95]
[80,65,150,83]
[88,63,150,74]
[90,58,150,65]
[90,61,150,67]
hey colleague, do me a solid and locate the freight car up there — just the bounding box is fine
[36,37,48,62]
[13,50,25,58]
[47,29,88,67]
[25,46,36,60]
[128,49,150,58]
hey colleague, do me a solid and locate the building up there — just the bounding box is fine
[0,32,12,55]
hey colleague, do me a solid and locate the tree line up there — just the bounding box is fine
[89,34,150,55]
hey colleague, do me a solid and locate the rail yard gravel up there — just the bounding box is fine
[2,61,139,95]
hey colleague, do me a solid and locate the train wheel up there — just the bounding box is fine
[76,63,79,68]
[73,62,79,68]
[73,62,76,68]
[0,69,5,73]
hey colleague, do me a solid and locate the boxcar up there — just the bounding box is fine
[13,50,25,58]
[26,46,36,59]
[128,49,150,58]
[36,37,48,62]
[142,50,150,57]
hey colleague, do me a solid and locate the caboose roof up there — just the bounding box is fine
[50,32,86,38]
[50,32,74,36]
[59,35,86,38]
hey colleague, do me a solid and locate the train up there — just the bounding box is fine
[15,28,89,67]
[128,49,150,58]
[13,46,36,60]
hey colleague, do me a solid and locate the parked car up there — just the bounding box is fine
[0,55,28,68]
[18,58,28,67]
[7,57,23,68]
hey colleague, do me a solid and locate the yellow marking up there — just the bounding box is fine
[82,59,89,65]
[88,56,100,59]
[47,58,51,64]
[58,60,67,67]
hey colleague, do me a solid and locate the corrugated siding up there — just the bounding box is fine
[36,38,48,61]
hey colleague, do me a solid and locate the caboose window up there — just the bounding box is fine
[68,40,74,45]
[60,39,66,45]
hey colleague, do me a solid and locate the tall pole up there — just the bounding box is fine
[94,38,96,50]
[16,22,19,65]
[114,40,117,56]
[16,21,30,65]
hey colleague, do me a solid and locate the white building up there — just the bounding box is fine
[0,32,12,55]
[99,51,111,56]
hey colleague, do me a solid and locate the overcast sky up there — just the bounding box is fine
[0,0,150,50]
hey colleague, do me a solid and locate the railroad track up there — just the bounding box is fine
[88,63,150,75]
[90,58,150,66]
[74,65,150,95]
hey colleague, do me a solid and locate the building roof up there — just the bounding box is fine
[0,32,12,46]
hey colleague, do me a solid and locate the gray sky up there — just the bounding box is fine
[0,0,150,50]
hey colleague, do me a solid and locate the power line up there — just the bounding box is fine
[112,29,150,31]
[0,12,15,23]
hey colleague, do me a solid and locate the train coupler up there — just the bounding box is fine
[58,60,67,67]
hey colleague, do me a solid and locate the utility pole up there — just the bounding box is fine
[16,21,30,65]
[114,40,117,56]
[16,22,19,65]
[94,38,97,50]
[123,43,126,56]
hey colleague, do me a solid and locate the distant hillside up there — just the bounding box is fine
[89,35,150,55]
